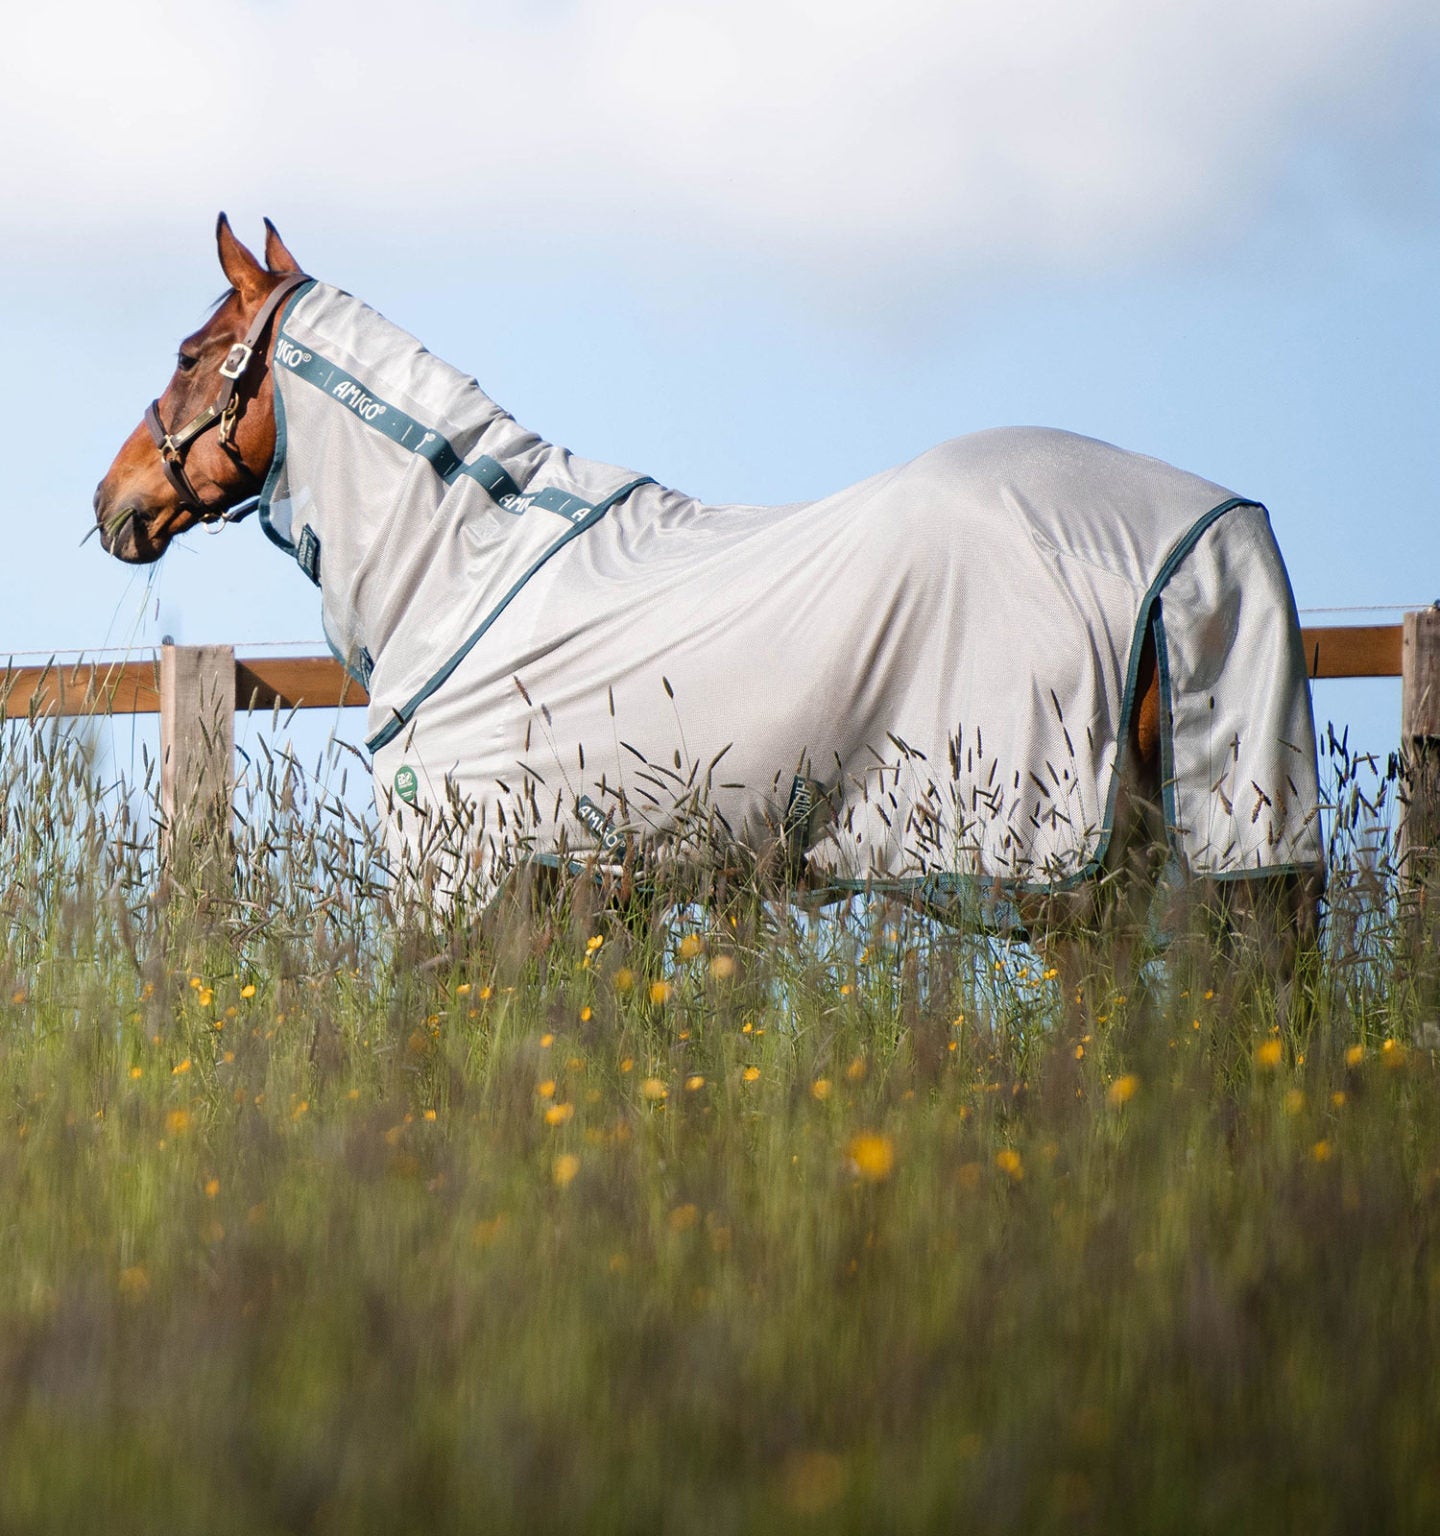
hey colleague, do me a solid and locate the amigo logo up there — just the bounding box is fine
[577,795,625,856]
[274,338,312,370]
[782,774,828,876]
[331,378,387,423]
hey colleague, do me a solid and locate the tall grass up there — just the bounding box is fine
[0,713,1436,1533]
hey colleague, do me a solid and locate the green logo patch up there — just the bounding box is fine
[393,765,419,806]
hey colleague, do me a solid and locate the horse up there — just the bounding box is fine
[94,216,1323,998]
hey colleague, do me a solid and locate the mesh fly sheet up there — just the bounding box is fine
[259,282,1323,901]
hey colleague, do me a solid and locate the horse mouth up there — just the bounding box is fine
[96,505,173,564]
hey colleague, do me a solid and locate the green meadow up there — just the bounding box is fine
[0,717,1436,1534]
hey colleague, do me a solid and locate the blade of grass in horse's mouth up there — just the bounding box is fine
[82,507,137,548]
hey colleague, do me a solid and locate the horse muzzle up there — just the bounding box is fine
[92,487,175,565]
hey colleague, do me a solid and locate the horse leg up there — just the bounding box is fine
[1031,626,1168,1027]
[1032,623,1322,1039]
[1181,867,1322,1042]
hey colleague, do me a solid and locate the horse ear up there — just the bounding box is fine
[215,212,266,300]
[262,217,302,275]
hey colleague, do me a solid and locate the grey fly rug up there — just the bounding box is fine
[258,280,1323,903]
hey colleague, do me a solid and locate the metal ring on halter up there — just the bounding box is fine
[144,271,311,527]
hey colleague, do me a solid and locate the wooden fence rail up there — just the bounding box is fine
[3,618,1437,863]
[0,623,1410,724]
[0,651,369,720]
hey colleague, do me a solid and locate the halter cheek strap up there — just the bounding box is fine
[145,271,312,524]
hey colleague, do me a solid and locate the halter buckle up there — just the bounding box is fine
[219,393,241,449]
[218,342,253,380]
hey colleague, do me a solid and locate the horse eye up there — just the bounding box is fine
[177,353,198,373]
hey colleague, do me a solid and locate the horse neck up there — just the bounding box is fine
[268,283,553,662]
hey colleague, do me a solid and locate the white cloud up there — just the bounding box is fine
[3,0,1436,277]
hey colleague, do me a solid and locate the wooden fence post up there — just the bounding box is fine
[160,643,236,877]
[1401,607,1440,886]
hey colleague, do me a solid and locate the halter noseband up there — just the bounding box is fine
[144,271,311,525]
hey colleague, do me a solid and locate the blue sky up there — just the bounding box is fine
[1,0,1436,775]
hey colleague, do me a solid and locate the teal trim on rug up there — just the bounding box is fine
[256,279,317,559]
[366,475,654,753]
[1081,495,1265,882]
[273,344,468,479]
[271,344,605,527]
[323,618,369,692]
[1152,597,1180,847]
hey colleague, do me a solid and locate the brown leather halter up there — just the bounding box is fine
[143,271,311,524]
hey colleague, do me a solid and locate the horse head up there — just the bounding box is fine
[92,214,306,563]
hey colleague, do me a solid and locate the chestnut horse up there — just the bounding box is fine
[94,216,1320,999]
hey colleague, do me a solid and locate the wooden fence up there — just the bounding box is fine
[4,615,1439,853]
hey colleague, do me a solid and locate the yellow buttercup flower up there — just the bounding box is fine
[545,1103,575,1126]
[1345,1044,1365,1068]
[848,1133,896,1182]
[994,1148,1023,1180]
[649,980,672,1005]
[640,1077,668,1102]
[811,1078,832,1102]
[677,934,704,961]
[240,984,256,1000]
[742,1066,761,1083]
[685,1075,706,1092]
[1254,1039,1283,1070]
[1107,1073,1140,1107]
[553,1154,581,1188]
